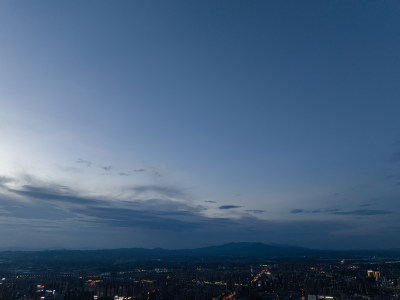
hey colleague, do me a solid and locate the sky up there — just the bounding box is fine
[0,0,399,250]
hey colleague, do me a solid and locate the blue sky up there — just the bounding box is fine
[0,0,399,249]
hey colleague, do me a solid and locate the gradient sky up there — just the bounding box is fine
[0,0,399,250]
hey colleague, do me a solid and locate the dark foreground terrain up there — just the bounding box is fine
[0,243,399,300]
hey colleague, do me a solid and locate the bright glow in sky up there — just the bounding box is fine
[0,0,400,250]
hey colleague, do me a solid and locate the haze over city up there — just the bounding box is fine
[0,1,399,250]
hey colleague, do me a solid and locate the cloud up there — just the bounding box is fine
[71,205,205,231]
[0,175,205,231]
[289,207,391,216]
[133,185,187,199]
[329,209,392,216]
[245,210,265,214]
[386,173,400,186]
[76,158,92,167]
[0,173,399,249]
[219,205,241,210]
[134,169,146,172]
[8,185,100,205]
[325,208,342,213]
[119,172,130,176]
[359,199,378,207]
[205,200,216,203]
[289,208,329,214]
[101,166,113,171]
[0,176,13,187]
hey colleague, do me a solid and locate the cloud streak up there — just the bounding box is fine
[132,185,187,199]
[245,210,265,214]
[76,158,92,167]
[289,207,392,216]
[8,185,100,205]
[329,209,392,216]
[219,205,241,210]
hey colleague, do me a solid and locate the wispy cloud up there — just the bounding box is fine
[8,185,100,205]
[245,209,265,214]
[290,209,305,214]
[0,176,13,187]
[289,207,392,216]
[76,158,92,167]
[325,208,342,213]
[386,174,400,179]
[329,209,392,216]
[359,199,378,207]
[71,205,204,231]
[133,185,187,199]
[101,166,113,171]
[219,205,241,210]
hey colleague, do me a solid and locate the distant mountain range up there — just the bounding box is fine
[1,242,399,263]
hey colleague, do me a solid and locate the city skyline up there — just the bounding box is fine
[0,0,399,250]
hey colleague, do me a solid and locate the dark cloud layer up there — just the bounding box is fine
[71,206,202,231]
[0,174,398,249]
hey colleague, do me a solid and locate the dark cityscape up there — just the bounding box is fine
[1,244,400,299]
